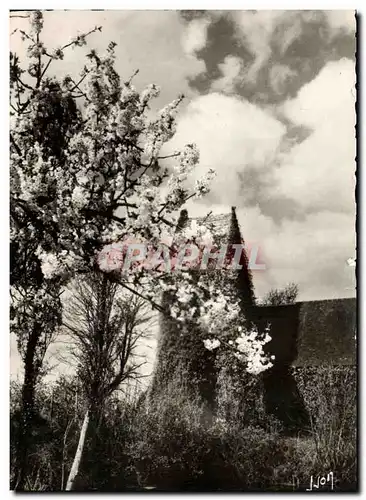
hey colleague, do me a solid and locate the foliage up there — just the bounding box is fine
[129,379,210,489]
[226,206,256,309]
[261,283,299,306]
[129,375,287,491]
[293,366,357,489]
[10,366,357,492]
[10,376,138,491]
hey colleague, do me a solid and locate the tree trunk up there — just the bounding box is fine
[11,329,39,491]
[65,410,90,491]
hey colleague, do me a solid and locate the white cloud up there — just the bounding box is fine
[275,58,356,214]
[166,92,286,205]
[325,10,356,34]
[283,58,356,128]
[269,63,297,94]
[230,11,285,83]
[226,10,356,87]
[166,55,356,302]
[210,55,242,94]
[181,17,210,56]
[234,207,355,301]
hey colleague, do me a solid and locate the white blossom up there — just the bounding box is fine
[203,338,221,351]
[38,252,60,279]
[235,325,273,375]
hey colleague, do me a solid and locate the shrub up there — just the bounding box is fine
[215,366,283,433]
[261,283,298,306]
[128,378,210,490]
[293,366,357,490]
[129,373,288,491]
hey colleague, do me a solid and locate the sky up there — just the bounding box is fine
[9,10,357,381]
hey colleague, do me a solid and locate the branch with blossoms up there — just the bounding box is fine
[10,11,102,110]
[11,11,216,271]
[10,11,230,398]
[203,325,274,376]
[93,218,274,376]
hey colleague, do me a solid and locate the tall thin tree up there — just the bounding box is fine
[63,272,154,490]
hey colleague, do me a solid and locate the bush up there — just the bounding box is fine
[293,366,357,490]
[10,366,357,491]
[261,283,298,306]
[128,379,210,490]
[129,374,289,491]
[263,366,357,492]
[215,366,283,433]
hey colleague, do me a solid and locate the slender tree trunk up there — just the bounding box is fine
[65,410,90,491]
[11,329,39,491]
[61,419,73,490]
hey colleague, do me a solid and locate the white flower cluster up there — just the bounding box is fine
[166,274,242,347]
[140,83,161,107]
[203,325,273,375]
[176,283,195,305]
[178,143,200,171]
[198,285,240,333]
[203,338,221,351]
[235,325,273,375]
[180,219,214,248]
[72,185,89,209]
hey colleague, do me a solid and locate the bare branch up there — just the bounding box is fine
[157,152,181,160]
[126,69,139,86]
[69,69,90,93]
[39,57,53,82]
[10,134,22,156]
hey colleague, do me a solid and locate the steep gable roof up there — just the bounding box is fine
[195,212,232,243]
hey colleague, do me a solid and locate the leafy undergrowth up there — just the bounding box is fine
[10,366,357,492]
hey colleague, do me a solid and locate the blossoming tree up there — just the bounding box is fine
[10,10,272,490]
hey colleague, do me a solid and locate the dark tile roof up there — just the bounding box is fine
[294,298,356,366]
[193,213,232,244]
[195,213,231,234]
[254,298,356,367]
